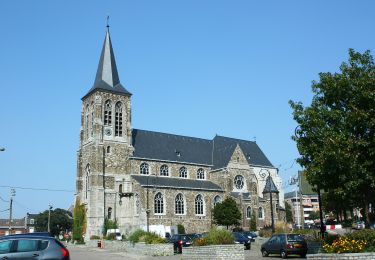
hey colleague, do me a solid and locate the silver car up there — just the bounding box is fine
[0,234,70,260]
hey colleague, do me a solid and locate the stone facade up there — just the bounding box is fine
[75,30,285,239]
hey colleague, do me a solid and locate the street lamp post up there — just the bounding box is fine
[48,204,53,233]
[8,189,15,234]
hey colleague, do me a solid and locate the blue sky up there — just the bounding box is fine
[0,1,374,218]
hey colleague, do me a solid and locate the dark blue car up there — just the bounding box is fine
[233,232,251,250]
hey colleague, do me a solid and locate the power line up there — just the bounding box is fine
[0,185,74,193]
[0,195,9,202]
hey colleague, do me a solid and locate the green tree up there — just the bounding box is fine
[213,197,241,229]
[309,210,320,221]
[103,217,118,236]
[290,49,375,225]
[35,208,73,236]
[73,199,86,242]
[250,210,257,231]
[285,202,293,223]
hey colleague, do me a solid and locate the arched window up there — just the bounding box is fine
[91,102,94,137]
[258,207,264,219]
[160,165,169,176]
[119,184,123,193]
[104,100,112,126]
[115,102,123,137]
[246,206,252,219]
[197,168,205,180]
[134,193,140,215]
[195,194,204,215]
[213,195,222,207]
[154,192,164,214]
[179,167,187,178]
[108,207,112,219]
[85,164,91,199]
[175,193,185,215]
[234,175,245,190]
[140,163,149,175]
[106,146,111,154]
[85,105,90,139]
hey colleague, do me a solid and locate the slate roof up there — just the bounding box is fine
[131,129,274,169]
[131,175,224,192]
[262,176,279,194]
[83,30,131,100]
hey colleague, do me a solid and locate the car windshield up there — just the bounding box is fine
[287,234,305,242]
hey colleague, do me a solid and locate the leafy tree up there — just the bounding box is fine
[250,210,257,231]
[309,210,320,221]
[73,199,86,242]
[103,217,118,235]
[213,197,241,229]
[285,202,293,223]
[290,49,375,225]
[35,208,73,236]
[177,224,185,234]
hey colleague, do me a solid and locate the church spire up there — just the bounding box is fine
[83,28,131,99]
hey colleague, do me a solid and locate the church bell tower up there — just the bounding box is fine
[76,27,133,238]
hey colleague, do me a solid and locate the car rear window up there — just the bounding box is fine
[287,234,305,242]
[40,240,49,250]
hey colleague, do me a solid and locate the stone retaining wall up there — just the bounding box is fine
[307,253,375,259]
[182,244,244,260]
[86,240,174,256]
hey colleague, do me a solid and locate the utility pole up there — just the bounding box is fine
[48,204,53,233]
[8,189,15,234]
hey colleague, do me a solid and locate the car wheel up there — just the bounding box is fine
[280,250,287,259]
[261,249,268,257]
[301,253,307,258]
[246,244,251,250]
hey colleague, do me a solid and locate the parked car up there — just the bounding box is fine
[353,221,365,230]
[240,231,257,242]
[0,234,70,260]
[168,234,193,253]
[261,233,307,259]
[233,232,251,250]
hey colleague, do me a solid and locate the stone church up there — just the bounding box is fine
[75,29,285,238]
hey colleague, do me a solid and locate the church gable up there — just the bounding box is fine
[229,144,249,165]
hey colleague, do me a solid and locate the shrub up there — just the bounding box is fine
[323,236,366,253]
[90,235,101,240]
[193,237,209,246]
[128,229,165,244]
[259,226,273,238]
[128,229,148,243]
[206,229,234,245]
[346,229,375,252]
[177,224,185,234]
[275,221,291,234]
[105,233,116,240]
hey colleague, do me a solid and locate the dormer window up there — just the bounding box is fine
[197,168,205,180]
[175,150,181,157]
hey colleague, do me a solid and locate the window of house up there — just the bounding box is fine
[234,175,244,190]
[134,193,140,215]
[197,168,205,179]
[179,167,187,178]
[85,164,91,199]
[213,195,222,207]
[258,207,264,219]
[140,163,149,175]
[108,207,112,219]
[246,206,252,219]
[91,102,94,137]
[175,193,185,215]
[30,219,34,225]
[85,105,90,139]
[115,102,123,137]
[104,100,112,126]
[160,165,169,176]
[154,192,164,214]
[195,194,204,215]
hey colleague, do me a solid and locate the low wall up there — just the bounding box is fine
[182,244,244,260]
[307,253,375,259]
[86,240,174,256]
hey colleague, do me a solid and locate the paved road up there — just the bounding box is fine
[67,240,306,260]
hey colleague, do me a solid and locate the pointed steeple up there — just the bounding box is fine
[83,29,131,99]
[262,175,279,194]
